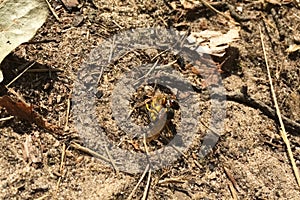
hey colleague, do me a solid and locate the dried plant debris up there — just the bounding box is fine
[185,28,240,57]
[0,0,48,82]
[286,44,300,53]
[0,95,61,134]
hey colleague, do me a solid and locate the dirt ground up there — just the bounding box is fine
[1,0,300,199]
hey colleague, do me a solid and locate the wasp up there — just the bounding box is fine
[145,93,179,142]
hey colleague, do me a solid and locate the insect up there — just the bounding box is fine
[145,93,179,142]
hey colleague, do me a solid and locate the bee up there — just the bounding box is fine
[145,93,179,142]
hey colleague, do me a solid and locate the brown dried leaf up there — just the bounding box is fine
[0,95,59,132]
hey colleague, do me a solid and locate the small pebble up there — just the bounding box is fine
[57,95,62,103]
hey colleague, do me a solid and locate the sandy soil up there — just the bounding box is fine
[0,0,300,199]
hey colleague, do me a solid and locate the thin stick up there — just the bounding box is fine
[133,59,159,86]
[169,142,202,169]
[141,168,151,200]
[226,91,300,133]
[64,97,70,131]
[156,60,178,69]
[70,142,111,163]
[228,182,238,200]
[112,20,124,29]
[34,194,50,200]
[161,133,202,169]
[141,124,152,200]
[151,48,170,61]
[45,0,61,22]
[127,164,150,200]
[259,26,300,187]
[105,145,119,174]
[6,62,35,87]
[59,143,66,172]
[127,132,152,200]
[7,87,27,105]
[26,68,63,73]
[224,167,239,192]
[0,116,14,122]
[56,143,66,191]
[97,35,116,84]
[199,0,234,23]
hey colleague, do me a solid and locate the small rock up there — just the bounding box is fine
[57,95,62,104]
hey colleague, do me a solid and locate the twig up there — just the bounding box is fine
[112,20,124,29]
[259,26,300,187]
[141,168,151,200]
[127,164,150,200]
[163,134,202,169]
[0,116,14,122]
[228,182,238,200]
[6,62,35,87]
[133,59,160,86]
[97,35,116,84]
[156,60,178,69]
[45,0,61,22]
[226,92,300,134]
[64,97,70,131]
[70,142,112,163]
[22,39,59,45]
[105,145,119,174]
[151,48,170,61]
[142,124,152,200]
[59,143,66,172]
[26,68,63,73]
[224,167,239,193]
[34,194,50,200]
[199,0,235,24]
[56,143,66,193]
[158,177,186,185]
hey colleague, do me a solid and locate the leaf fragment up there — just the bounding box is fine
[0,0,48,81]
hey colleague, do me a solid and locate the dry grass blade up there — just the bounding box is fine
[141,168,151,200]
[105,145,119,174]
[0,116,14,122]
[34,194,50,200]
[199,0,236,24]
[228,182,238,200]
[26,68,63,73]
[56,143,66,191]
[64,97,70,131]
[127,164,150,200]
[158,177,186,185]
[6,62,35,87]
[259,26,300,187]
[45,0,61,22]
[224,167,239,192]
[127,134,152,200]
[70,142,111,163]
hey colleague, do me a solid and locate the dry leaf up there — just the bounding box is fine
[0,95,59,132]
[0,0,48,82]
[286,44,300,53]
[179,0,199,9]
[0,95,45,126]
[186,28,240,56]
